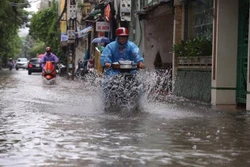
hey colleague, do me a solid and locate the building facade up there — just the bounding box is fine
[59,0,250,110]
[173,0,250,110]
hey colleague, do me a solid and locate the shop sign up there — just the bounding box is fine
[96,22,110,32]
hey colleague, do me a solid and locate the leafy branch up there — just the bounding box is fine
[173,38,212,58]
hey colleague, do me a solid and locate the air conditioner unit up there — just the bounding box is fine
[120,0,131,21]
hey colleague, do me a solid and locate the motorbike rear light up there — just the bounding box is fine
[45,75,52,80]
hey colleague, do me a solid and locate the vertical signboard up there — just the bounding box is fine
[60,0,67,34]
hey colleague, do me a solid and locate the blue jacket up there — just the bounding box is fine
[100,38,144,76]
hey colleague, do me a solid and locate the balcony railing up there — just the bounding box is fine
[177,56,212,68]
[141,0,170,8]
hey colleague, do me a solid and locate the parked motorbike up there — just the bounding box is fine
[42,61,56,84]
[56,63,66,77]
[75,60,87,79]
[75,59,96,83]
[103,60,144,112]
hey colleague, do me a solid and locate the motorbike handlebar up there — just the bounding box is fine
[104,61,145,70]
[111,63,120,69]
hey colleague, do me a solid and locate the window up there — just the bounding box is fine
[30,58,40,63]
[186,0,214,39]
[18,58,28,62]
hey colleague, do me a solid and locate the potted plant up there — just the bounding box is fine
[173,37,212,66]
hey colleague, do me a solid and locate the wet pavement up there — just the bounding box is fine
[0,69,250,167]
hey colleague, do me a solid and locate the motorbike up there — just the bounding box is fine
[103,60,144,113]
[75,60,87,79]
[75,59,96,83]
[56,63,66,77]
[42,61,56,84]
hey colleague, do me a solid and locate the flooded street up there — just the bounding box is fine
[0,69,250,167]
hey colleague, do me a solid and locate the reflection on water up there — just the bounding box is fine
[0,70,250,166]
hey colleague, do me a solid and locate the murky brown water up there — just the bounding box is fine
[0,69,250,167]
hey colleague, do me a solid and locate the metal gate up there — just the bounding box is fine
[236,0,249,104]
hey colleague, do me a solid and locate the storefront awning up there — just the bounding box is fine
[94,3,105,10]
[60,26,93,41]
[61,34,68,42]
[76,26,93,38]
[83,3,105,21]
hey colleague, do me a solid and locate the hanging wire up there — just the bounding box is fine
[8,0,40,7]
[8,1,29,7]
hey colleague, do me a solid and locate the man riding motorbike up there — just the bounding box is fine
[40,47,59,76]
[8,58,14,70]
[100,27,145,111]
[100,27,145,76]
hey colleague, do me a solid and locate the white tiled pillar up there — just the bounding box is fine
[211,0,238,105]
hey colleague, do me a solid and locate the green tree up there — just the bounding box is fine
[0,0,29,66]
[29,40,46,56]
[29,0,61,58]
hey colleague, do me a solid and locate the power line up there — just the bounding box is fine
[8,1,29,7]
[27,0,40,3]
[8,0,40,7]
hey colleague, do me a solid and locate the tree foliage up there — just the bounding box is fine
[0,0,29,65]
[29,0,61,57]
[29,40,45,56]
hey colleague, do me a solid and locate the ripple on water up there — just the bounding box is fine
[0,70,250,166]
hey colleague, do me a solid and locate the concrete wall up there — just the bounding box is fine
[143,4,174,69]
[174,69,211,103]
[75,0,88,68]
[38,0,51,10]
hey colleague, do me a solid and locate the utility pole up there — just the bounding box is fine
[67,0,77,80]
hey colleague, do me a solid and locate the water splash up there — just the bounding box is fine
[138,68,173,102]
[102,73,143,112]
[74,68,174,112]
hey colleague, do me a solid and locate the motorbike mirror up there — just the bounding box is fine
[112,62,119,65]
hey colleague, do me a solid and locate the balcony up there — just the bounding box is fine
[178,56,212,68]
[142,0,171,8]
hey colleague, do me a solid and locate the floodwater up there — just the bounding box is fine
[0,69,250,167]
